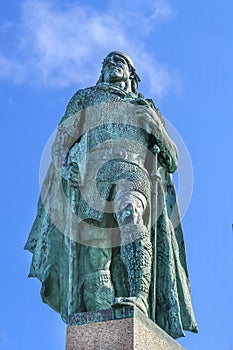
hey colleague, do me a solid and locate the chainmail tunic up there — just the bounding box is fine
[61,84,156,224]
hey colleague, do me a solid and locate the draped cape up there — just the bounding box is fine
[25,85,198,339]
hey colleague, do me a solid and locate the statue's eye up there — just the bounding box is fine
[116,58,126,64]
[115,59,127,68]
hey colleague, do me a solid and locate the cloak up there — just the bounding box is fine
[25,84,198,339]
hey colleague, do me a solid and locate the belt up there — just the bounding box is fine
[87,148,146,168]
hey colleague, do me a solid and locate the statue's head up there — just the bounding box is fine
[96,51,141,94]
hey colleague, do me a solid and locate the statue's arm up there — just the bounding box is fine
[130,97,178,173]
[143,100,178,173]
[51,91,84,170]
[150,112,178,173]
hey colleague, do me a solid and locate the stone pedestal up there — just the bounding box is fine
[66,306,185,350]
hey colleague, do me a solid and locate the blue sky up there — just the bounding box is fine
[1,0,233,349]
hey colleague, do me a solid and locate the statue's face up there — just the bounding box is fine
[102,53,131,83]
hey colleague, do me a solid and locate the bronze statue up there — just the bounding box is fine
[25,51,198,339]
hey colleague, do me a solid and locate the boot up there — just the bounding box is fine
[83,270,115,311]
[112,225,152,315]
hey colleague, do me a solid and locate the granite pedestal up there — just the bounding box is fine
[66,306,185,350]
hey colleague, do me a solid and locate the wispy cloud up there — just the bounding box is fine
[108,0,173,30]
[151,0,174,20]
[0,54,25,83]
[0,0,178,97]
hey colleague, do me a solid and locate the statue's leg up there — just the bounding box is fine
[83,247,115,311]
[112,192,152,315]
[79,222,115,311]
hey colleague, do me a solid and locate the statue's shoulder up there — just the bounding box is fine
[59,86,97,123]
[71,85,97,102]
[145,97,166,126]
[134,94,166,126]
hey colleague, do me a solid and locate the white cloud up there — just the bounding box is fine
[151,0,174,20]
[0,0,179,97]
[0,54,25,83]
[133,52,180,97]
[108,0,173,30]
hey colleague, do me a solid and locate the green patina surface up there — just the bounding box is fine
[25,51,198,339]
